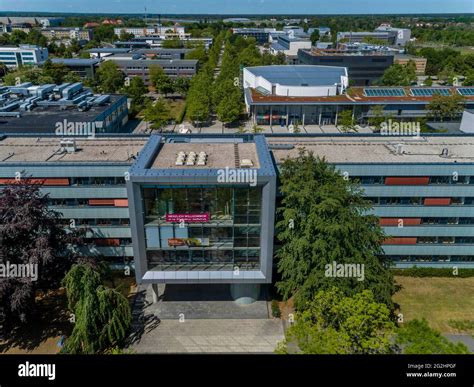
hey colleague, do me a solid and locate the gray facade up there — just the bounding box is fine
[127,135,277,284]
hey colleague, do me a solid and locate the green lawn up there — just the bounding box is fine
[393,276,474,333]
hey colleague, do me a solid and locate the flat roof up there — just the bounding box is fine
[268,136,474,164]
[248,86,474,105]
[0,94,124,134]
[151,142,260,169]
[0,137,146,163]
[245,65,347,87]
[50,58,100,66]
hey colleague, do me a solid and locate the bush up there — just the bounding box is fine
[271,300,281,318]
[391,267,474,278]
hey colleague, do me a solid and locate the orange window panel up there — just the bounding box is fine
[424,198,451,206]
[384,237,418,245]
[94,239,120,247]
[114,199,129,207]
[380,218,421,226]
[89,199,115,206]
[385,177,429,185]
[0,178,69,186]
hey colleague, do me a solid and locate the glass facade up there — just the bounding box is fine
[142,185,263,271]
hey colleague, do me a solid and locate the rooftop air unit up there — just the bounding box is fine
[60,139,77,153]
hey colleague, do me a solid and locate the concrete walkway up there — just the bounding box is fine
[129,318,284,353]
[125,284,284,353]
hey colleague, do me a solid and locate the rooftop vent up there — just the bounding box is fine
[60,139,76,153]
[440,148,449,158]
[240,159,254,168]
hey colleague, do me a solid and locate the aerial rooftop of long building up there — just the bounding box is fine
[1,135,474,165]
[0,137,146,163]
[268,136,474,164]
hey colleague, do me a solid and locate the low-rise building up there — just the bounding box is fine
[41,27,94,41]
[0,82,128,134]
[270,35,312,64]
[394,54,427,75]
[0,45,48,68]
[103,58,198,85]
[298,47,394,86]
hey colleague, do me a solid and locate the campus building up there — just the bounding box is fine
[40,27,94,41]
[2,134,474,275]
[126,135,277,299]
[0,136,146,266]
[270,35,312,64]
[0,82,128,134]
[46,58,100,79]
[104,58,198,85]
[243,65,474,127]
[270,136,474,268]
[0,45,48,68]
[298,47,394,86]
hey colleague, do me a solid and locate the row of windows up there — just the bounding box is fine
[390,255,474,262]
[416,237,474,244]
[368,197,474,205]
[59,218,130,226]
[354,176,474,185]
[147,249,260,268]
[70,177,126,186]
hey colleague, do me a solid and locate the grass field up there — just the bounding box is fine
[393,276,474,333]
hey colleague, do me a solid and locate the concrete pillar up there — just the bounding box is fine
[302,106,305,128]
[269,106,272,129]
[335,105,339,126]
[286,105,289,127]
[230,283,261,305]
[151,283,159,303]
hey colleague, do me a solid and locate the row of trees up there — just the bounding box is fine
[186,32,285,127]
[275,152,469,354]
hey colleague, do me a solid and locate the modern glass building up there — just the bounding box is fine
[127,135,277,297]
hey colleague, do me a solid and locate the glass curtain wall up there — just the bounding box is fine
[143,185,262,271]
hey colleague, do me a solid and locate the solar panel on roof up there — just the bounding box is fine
[363,88,405,97]
[410,88,451,97]
[458,88,474,96]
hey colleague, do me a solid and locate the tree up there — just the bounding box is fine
[62,264,131,354]
[380,63,416,86]
[0,178,85,326]
[149,65,175,96]
[310,30,320,45]
[368,105,386,131]
[277,288,395,354]
[276,150,395,310]
[95,61,125,93]
[143,98,171,130]
[338,109,356,132]
[124,76,147,117]
[215,82,242,126]
[186,71,212,124]
[396,319,469,354]
[427,94,465,122]
[173,77,190,96]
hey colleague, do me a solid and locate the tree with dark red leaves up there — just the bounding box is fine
[0,177,87,327]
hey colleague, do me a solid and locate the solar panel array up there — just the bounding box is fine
[410,88,451,97]
[364,88,406,97]
[458,88,474,96]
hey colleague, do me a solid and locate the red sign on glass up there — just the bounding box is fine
[165,213,210,223]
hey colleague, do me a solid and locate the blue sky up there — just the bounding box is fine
[0,0,473,14]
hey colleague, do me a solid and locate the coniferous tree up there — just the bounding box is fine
[276,150,395,310]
